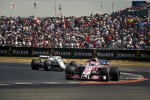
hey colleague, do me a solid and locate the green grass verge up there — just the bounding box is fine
[0,57,149,67]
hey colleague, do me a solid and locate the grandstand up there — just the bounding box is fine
[0,1,149,50]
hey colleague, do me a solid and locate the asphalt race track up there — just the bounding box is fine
[0,62,150,100]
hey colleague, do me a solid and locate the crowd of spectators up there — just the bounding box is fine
[0,3,150,50]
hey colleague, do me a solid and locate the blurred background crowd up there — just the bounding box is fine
[0,2,149,50]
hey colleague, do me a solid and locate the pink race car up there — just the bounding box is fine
[65,58,120,81]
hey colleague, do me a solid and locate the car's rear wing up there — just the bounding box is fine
[39,55,50,59]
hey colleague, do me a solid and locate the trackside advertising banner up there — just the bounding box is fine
[52,48,95,59]
[96,50,150,61]
[0,46,149,61]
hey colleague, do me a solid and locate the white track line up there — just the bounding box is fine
[67,82,79,84]
[43,82,60,84]
[0,83,13,86]
[14,82,33,85]
[0,81,80,86]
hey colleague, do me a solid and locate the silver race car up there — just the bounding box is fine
[31,55,66,71]
[65,58,120,81]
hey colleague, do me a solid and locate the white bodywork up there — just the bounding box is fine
[39,55,66,69]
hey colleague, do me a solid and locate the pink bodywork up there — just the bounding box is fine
[66,58,110,80]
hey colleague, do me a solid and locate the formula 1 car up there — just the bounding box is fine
[31,55,66,71]
[65,58,120,81]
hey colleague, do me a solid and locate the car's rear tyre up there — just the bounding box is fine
[44,60,51,71]
[109,67,120,81]
[58,67,64,71]
[65,65,76,80]
[100,68,110,81]
[66,65,76,74]
[31,59,40,70]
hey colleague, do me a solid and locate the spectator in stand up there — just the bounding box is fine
[0,2,149,49]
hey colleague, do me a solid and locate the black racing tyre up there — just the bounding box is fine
[70,61,77,66]
[65,65,76,80]
[100,68,110,81]
[109,67,120,81]
[31,59,40,70]
[59,67,64,71]
[66,65,76,74]
[44,60,51,71]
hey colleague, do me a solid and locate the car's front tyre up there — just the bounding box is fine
[31,59,40,70]
[65,65,76,80]
[109,67,120,81]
